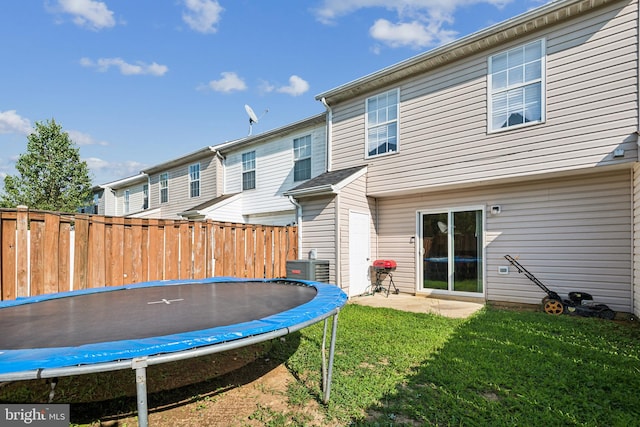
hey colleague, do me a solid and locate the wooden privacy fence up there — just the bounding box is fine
[0,207,298,301]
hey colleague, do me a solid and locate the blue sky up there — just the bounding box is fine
[0,0,549,185]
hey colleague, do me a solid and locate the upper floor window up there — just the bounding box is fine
[189,163,200,198]
[242,151,256,190]
[143,184,149,210]
[159,172,169,203]
[366,89,399,157]
[489,39,545,132]
[124,190,130,213]
[293,135,312,181]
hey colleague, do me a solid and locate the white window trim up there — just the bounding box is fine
[365,88,400,159]
[159,172,169,204]
[242,151,256,191]
[124,190,130,214]
[189,163,200,198]
[487,38,547,134]
[293,134,312,182]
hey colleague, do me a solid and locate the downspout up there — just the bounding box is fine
[288,196,303,260]
[321,97,340,286]
[335,192,341,290]
[321,97,333,172]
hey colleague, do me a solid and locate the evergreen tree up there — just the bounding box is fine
[1,119,93,212]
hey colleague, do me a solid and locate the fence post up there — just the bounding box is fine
[0,210,17,301]
[43,212,61,294]
[73,214,90,291]
[179,221,192,279]
[16,206,29,297]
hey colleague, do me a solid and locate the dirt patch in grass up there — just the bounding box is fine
[0,339,335,426]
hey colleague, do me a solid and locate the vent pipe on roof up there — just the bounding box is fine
[321,97,333,172]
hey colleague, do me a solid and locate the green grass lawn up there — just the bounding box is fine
[271,305,640,426]
[2,305,638,426]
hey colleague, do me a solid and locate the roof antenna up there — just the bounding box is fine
[244,104,268,136]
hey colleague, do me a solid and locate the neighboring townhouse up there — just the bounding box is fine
[93,113,327,226]
[287,0,639,315]
[142,146,221,219]
[92,173,149,216]
[180,114,327,226]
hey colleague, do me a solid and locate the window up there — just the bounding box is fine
[92,193,99,214]
[366,89,399,157]
[143,184,148,209]
[293,135,311,181]
[159,172,169,203]
[489,39,545,131]
[189,163,200,198]
[124,190,130,213]
[242,151,256,190]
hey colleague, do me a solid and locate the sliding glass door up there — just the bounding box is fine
[421,209,483,294]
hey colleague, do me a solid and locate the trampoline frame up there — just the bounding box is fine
[0,277,346,426]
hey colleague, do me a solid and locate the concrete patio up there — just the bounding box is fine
[349,292,485,318]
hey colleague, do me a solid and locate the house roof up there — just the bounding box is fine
[98,173,147,190]
[179,193,240,216]
[315,0,621,105]
[143,146,217,175]
[284,166,367,197]
[212,113,326,154]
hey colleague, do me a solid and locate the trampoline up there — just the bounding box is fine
[0,277,347,426]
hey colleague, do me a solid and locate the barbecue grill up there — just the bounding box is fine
[372,259,399,297]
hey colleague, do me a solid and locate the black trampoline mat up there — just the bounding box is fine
[0,281,316,350]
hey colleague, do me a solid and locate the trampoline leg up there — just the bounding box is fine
[321,319,328,391]
[322,312,340,404]
[48,377,58,403]
[133,358,149,427]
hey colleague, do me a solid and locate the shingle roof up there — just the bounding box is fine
[181,193,239,214]
[285,166,367,196]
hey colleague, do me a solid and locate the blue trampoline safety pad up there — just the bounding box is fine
[0,278,347,375]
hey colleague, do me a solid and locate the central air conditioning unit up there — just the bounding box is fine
[286,260,330,282]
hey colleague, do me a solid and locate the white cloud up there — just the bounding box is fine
[55,0,116,30]
[258,80,276,94]
[276,75,310,97]
[85,158,147,184]
[80,57,169,76]
[205,72,247,93]
[182,0,224,34]
[67,130,109,146]
[314,0,512,49]
[0,110,33,135]
[370,19,457,49]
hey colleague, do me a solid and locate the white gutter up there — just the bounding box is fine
[288,196,303,260]
[321,97,333,172]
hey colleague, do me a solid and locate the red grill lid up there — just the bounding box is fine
[373,259,397,269]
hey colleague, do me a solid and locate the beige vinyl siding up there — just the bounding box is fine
[300,196,337,285]
[337,174,376,290]
[375,169,632,312]
[634,164,640,317]
[148,155,218,219]
[329,0,637,196]
[115,184,146,215]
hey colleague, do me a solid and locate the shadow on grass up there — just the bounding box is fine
[0,333,301,424]
[364,308,640,426]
